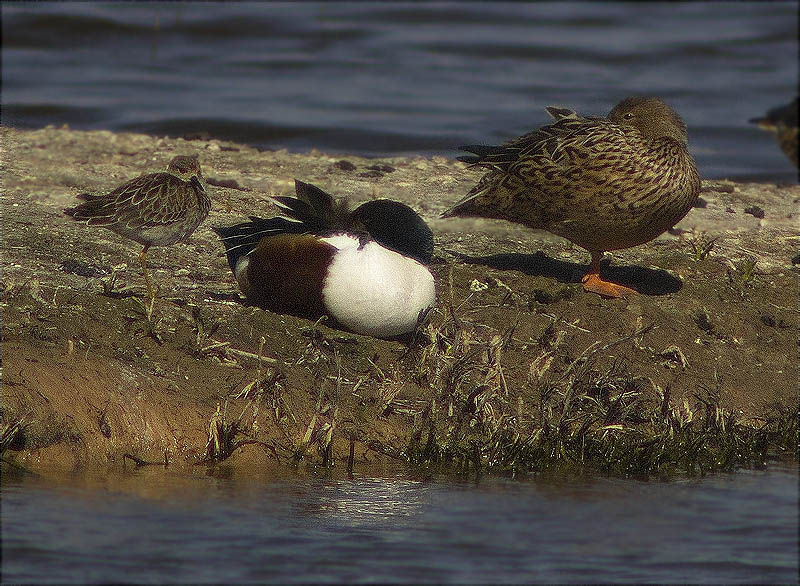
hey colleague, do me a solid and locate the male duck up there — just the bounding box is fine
[442,96,701,298]
[214,180,436,338]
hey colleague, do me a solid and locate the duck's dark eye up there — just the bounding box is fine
[624,112,635,120]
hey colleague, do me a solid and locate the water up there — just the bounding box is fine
[2,465,797,583]
[1,3,797,182]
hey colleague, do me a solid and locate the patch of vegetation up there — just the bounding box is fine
[405,313,797,479]
[686,232,719,262]
[1,406,84,456]
[726,257,759,292]
[200,338,288,464]
[1,410,28,455]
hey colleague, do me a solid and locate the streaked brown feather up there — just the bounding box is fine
[64,155,211,247]
[445,96,700,255]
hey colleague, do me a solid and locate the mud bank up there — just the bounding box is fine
[1,126,797,478]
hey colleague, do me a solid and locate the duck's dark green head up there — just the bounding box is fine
[349,199,434,265]
[608,96,689,147]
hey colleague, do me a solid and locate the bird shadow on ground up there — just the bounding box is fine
[451,250,682,296]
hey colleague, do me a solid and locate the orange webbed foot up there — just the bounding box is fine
[581,272,637,298]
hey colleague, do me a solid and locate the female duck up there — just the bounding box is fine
[443,96,701,298]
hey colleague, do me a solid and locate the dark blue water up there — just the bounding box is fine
[2,3,797,181]
[2,466,798,583]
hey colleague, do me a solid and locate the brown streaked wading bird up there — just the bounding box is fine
[442,96,701,298]
[64,154,211,316]
[749,97,798,168]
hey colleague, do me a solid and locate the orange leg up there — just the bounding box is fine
[581,251,637,298]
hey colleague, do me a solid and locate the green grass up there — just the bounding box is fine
[686,233,719,262]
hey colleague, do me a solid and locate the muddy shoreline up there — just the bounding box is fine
[1,126,798,478]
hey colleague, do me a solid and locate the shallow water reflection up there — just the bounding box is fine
[2,465,797,583]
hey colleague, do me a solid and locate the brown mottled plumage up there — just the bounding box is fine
[750,97,798,167]
[442,96,701,297]
[65,154,211,314]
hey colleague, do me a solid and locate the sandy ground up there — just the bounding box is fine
[1,125,798,477]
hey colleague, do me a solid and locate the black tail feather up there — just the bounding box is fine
[294,179,335,214]
[215,180,345,272]
[268,179,352,232]
[271,195,319,227]
[213,216,305,272]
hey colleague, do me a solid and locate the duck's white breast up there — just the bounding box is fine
[320,234,436,337]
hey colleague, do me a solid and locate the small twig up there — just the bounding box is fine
[562,323,655,380]
[194,439,282,465]
[541,313,592,333]
[364,439,404,460]
[122,453,165,467]
[205,339,278,363]
[199,340,230,353]
[347,436,356,478]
